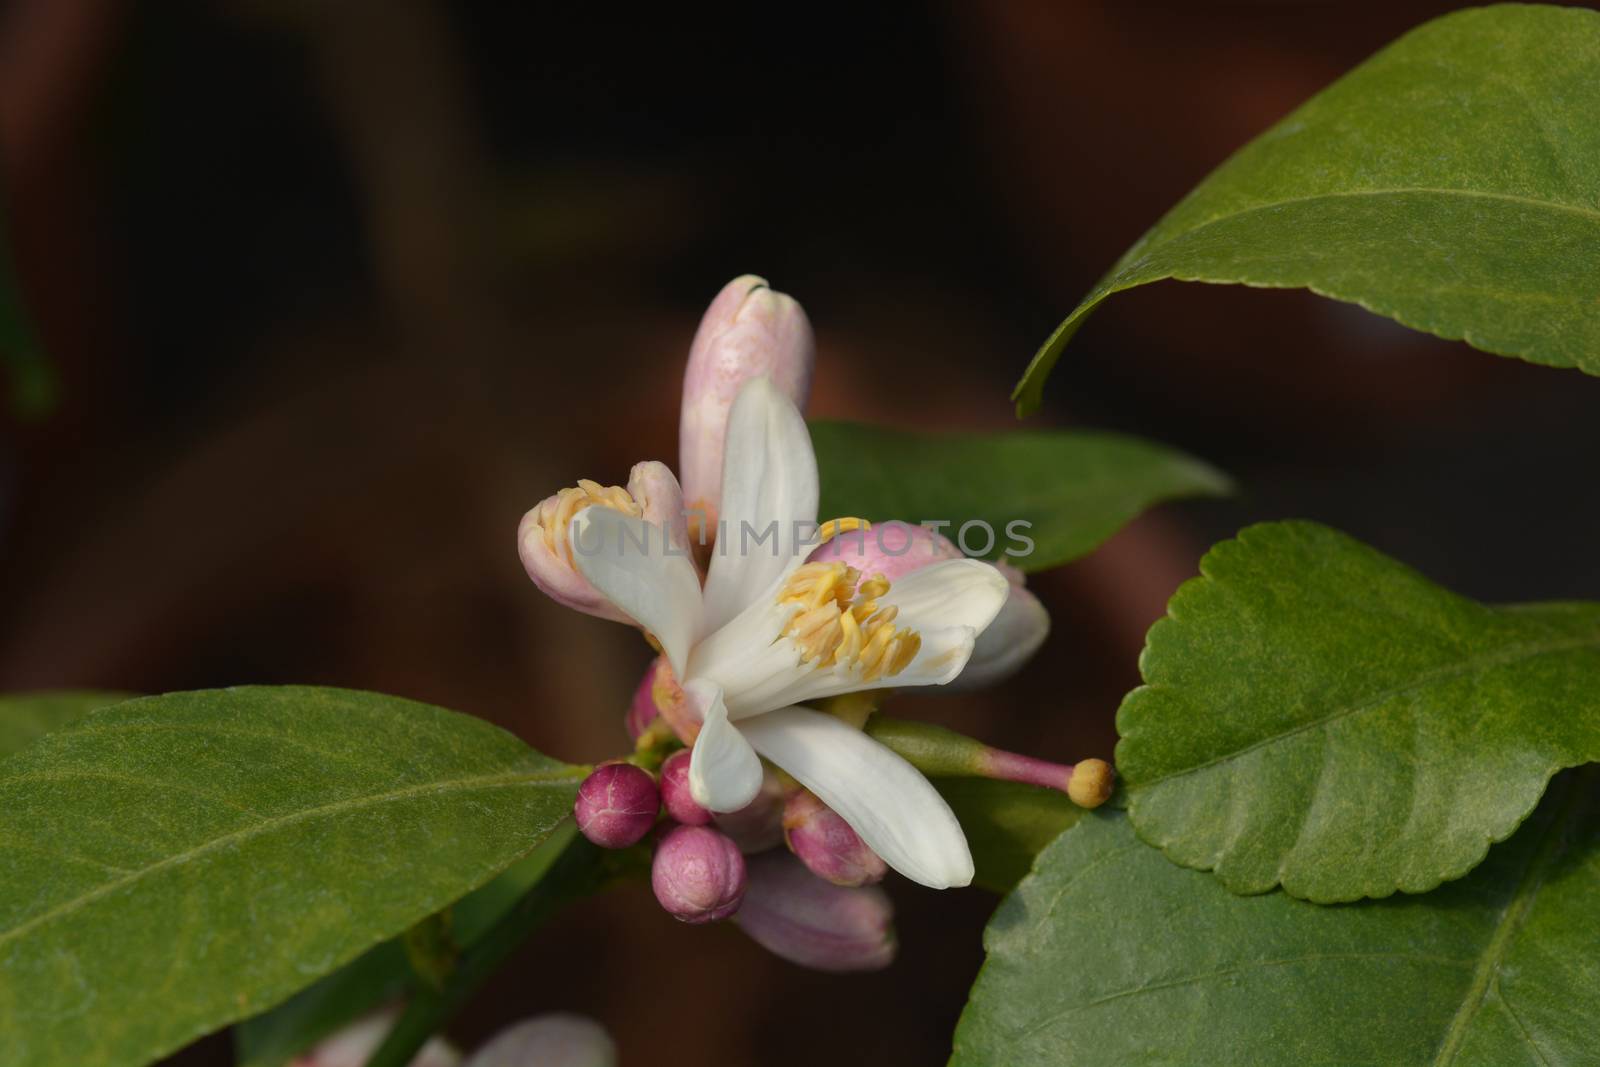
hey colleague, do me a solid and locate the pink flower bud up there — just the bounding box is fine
[519,461,689,624]
[463,1014,617,1067]
[679,276,814,538]
[736,852,896,973]
[289,1008,459,1067]
[658,748,712,826]
[808,524,1048,689]
[783,789,886,887]
[574,763,659,849]
[712,766,788,853]
[651,824,746,923]
[806,520,962,582]
[625,659,662,741]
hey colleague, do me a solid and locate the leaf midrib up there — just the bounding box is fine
[0,766,579,951]
[1132,630,1600,791]
[1018,950,1476,1039]
[1429,776,1580,1066]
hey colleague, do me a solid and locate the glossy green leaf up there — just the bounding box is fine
[0,691,133,758]
[1014,4,1600,414]
[1118,521,1600,902]
[952,775,1600,1067]
[233,822,582,1067]
[811,421,1229,572]
[934,778,1082,893]
[0,686,585,1067]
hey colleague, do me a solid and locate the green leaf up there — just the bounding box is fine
[0,691,133,758]
[934,778,1082,893]
[951,773,1600,1067]
[0,686,585,1067]
[1014,4,1600,415]
[1117,521,1600,902]
[233,822,583,1067]
[810,421,1229,572]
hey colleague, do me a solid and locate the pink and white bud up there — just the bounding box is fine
[625,659,662,741]
[658,748,712,826]
[807,520,962,581]
[679,276,814,538]
[712,766,789,853]
[736,852,896,973]
[808,523,1049,689]
[463,1014,617,1067]
[519,461,689,624]
[783,789,886,887]
[651,824,746,923]
[289,1008,459,1067]
[574,762,659,849]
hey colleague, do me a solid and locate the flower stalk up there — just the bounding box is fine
[863,717,1115,809]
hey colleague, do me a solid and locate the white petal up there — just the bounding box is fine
[879,558,1009,635]
[702,559,1010,716]
[740,706,973,889]
[571,505,703,677]
[686,680,764,813]
[950,583,1050,690]
[700,377,819,633]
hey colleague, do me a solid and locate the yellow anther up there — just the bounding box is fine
[816,517,871,545]
[833,608,863,666]
[778,562,858,613]
[776,564,921,680]
[536,479,643,563]
[856,574,890,601]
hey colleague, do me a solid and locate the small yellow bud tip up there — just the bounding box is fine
[1066,759,1115,809]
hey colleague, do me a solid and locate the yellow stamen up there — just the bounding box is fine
[816,517,871,545]
[776,564,921,680]
[535,479,642,563]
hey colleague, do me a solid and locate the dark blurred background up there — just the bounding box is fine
[2,2,1597,1064]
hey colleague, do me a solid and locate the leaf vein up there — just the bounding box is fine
[0,768,577,952]
[1137,631,1600,790]
[1019,951,1476,1038]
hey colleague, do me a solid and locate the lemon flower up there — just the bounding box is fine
[564,378,1005,888]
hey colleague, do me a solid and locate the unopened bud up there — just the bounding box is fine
[519,461,689,624]
[651,824,746,923]
[806,519,962,581]
[712,766,788,853]
[809,525,1047,688]
[783,790,886,887]
[574,762,659,849]
[625,659,662,741]
[736,852,895,972]
[289,1008,459,1067]
[680,276,814,540]
[463,1014,617,1067]
[659,748,712,826]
